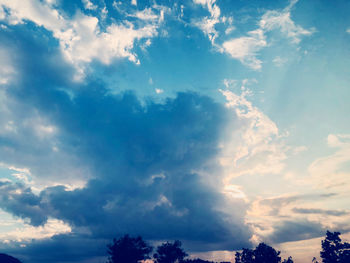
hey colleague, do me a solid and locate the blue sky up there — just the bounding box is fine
[0,0,349,262]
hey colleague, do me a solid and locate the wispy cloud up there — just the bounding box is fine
[308,134,350,190]
[192,0,221,44]
[292,208,349,217]
[218,81,287,183]
[82,0,98,10]
[222,29,267,70]
[199,0,314,70]
[273,56,288,67]
[259,0,313,44]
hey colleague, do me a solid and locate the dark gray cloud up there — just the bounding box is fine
[0,22,251,262]
[3,234,108,263]
[268,220,326,243]
[259,193,337,216]
[0,181,47,226]
[292,208,349,217]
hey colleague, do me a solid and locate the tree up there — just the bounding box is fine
[320,231,350,263]
[321,231,342,263]
[235,243,292,263]
[154,240,188,263]
[235,248,254,263]
[106,234,152,263]
[183,259,215,263]
[254,243,281,263]
[282,256,294,263]
[0,253,22,263]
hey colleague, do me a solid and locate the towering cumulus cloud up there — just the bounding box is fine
[0,22,250,262]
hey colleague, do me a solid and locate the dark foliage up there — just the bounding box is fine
[0,253,22,263]
[106,234,152,263]
[154,240,188,263]
[254,243,281,263]
[4,230,350,263]
[235,242,291,263]
[183,259,215,263]
[282,256,294,263]
[320,231,350,263]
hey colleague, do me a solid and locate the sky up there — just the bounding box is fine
[0,0,349,262]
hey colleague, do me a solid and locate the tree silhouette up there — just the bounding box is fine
[254,243,281,263]
[235,243,289,263]
[282,256,294,263]
[235,248,254,263]
[154,240,188,263]
[0,253,22,263]
[320,231,350,263]
[183,259,215,263]
[106,234,152,263]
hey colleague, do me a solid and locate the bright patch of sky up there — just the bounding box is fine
[0,0,349,262]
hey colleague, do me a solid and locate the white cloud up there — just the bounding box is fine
[222,29,267,70]
[246,190,350,246]
[308,134,350,190]
[273,56,288,67]
[82,0,97,10]
[242,137,350,245]
[0,0,163,79]
[347,28,350,34]
[131,0,137,6]
[133,8,159,21]
[223,78,238,89]
[260,8,313,44]
[155,88,163,94]
[0,215,71,243]
[259,0,313,44]
[194,17,220,44]
[327,134,350,148]
[207,0,312,70]
[192,0,221,44]
[218,81,287,185]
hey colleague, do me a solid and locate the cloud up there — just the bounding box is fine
[0,27,252,262]
[218,83,287,183]
[0,0,163,79]
[259,0,313,44]
[0,41,89,188]
[292,208,349,217]
[0,217,71,243]
[82,0,97,10]
[273,56,288,67]
[243,134,350,245]
[132,8,159,21]
[219,0,312,69]
[308,134,350,190]
[155,88,163,94]
[192,0,221,44]
[0,85,251,247]
[0,181,48,226]
[246,190,350,246]
[222,29,267,70]
[268,219,326,243]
